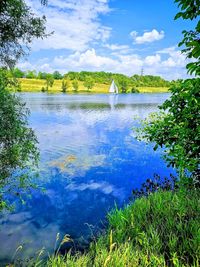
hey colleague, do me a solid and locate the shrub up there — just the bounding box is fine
[136,78,200,183]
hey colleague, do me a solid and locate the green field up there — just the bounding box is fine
[19,78,169,93]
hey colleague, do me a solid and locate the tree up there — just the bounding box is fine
[45,74,54,91]
[53,71,62,80]
[174,0,200,76]
[137,79,200,179]
[61,79,69,93]
[67,72,79,80]
[137,0,200,183]
[37,71,47,79]
[118,79,128,93]
[0,0,47,210]
[72,79,79,92]
[0,69,39,210]
[84,76,95,91]
[12,68,25,78]
[25,70,37,79]
[0,0,47,68]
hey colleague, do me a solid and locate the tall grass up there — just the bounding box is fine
[44,188,199,267]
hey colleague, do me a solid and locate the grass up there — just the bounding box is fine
[27,188,199,267]
[138,86,169,93]
[18,78,169,94]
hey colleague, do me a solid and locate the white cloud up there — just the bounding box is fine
[19,46,190,80]
[26,0,111,51]
[54,49,117,69]
[145,54,161,66]
[104,43,130,51]
[157,46,187,68]
[130,29,164,44]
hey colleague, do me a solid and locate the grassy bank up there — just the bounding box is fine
[43,189,199,267]
[18,78,169,94]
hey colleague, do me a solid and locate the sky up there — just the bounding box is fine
[18,0,195,80]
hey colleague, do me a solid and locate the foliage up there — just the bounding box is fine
[0,0,47,68]
[83,76,95,91]
[131,87,139,93]
[3,68,172,89]
[26,70,37,79]
[63,71,171,88]
[67,71,79,80]
[72,79,79,92]
[27,189,200,266]
[0,69,39,210]
[0,0,47,211]
[11,68,25,78]
[131,74,171,87]
[18,78,169,93]
[175,0,200,76]
[137,78,200,181]
[117,79,128,93]
[61,79,69,93]
[132,174,178,200]
[45,74,54,91]
[137,1,200,183]
[38,71,48,79]
[53,71,63,80]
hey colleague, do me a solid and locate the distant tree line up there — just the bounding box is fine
[8,69,172,89]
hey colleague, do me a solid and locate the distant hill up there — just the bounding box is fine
[8,68,171,93]
[9,69,171,87]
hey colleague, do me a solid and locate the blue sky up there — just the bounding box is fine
[19,0,195,80]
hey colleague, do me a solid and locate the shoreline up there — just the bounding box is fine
[18,78,169,94]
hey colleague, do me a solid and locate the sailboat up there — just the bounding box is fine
[109,80,119,94]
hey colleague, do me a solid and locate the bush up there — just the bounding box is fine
[132,174,178,199]
[41,86,46,92]
[131,87,139,93]
[137,78,200,183]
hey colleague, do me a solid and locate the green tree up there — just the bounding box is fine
[67,72,79,80]
[12,68,25,78]
[137,79,200,180]
[83,76,95,91]
[38,71,48,79]
[0,69,39,210]
[0,0,47,210]
[72,79,79,92]
[137,0,200,183]
[25,70,37,79]
[53,71,62,80]
[45,74,54,91]
[61,79,69,93]
[175,0,200,76]
[118,79,128,93]
[0,0,47,68]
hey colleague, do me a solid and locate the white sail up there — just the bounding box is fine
[109,80,115,93]
[115,83,119,94]
[109,80,119,94]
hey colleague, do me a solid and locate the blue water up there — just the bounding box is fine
[0,93,174,263]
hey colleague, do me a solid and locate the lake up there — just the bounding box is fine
[0,93,174,263]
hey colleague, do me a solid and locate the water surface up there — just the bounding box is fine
[0,93,174,263]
